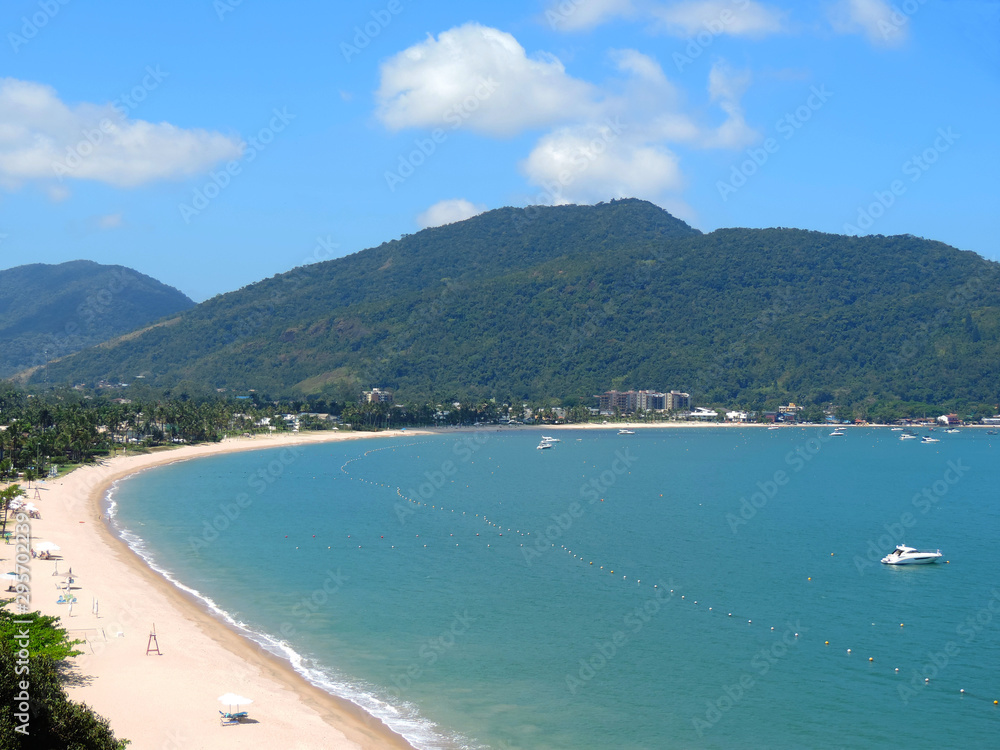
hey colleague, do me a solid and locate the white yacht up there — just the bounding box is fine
[890,427,904,431]
[829,428,845,436]
[899,433,918,440]
[921,436,940,443]
[944,428,960,434]
[536,441,553,450]
[880,544,943,565]
[540,436,561,443]
[618,429,635,435]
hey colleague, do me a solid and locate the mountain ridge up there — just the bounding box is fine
[18,200,1000,410]
[0,260,195,377]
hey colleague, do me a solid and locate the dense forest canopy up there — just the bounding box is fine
[14,200,1000,412]
[0,260,193,378]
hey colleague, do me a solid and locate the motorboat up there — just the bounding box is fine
[944,428,960,434]
[540,436,561,443]
[899,433,918,440]
[921,436,940,443]
[880,544,943,565]
[829,429,845,436]
[618,429,635,435]
[536,442,553,450]
[890,427,903,431]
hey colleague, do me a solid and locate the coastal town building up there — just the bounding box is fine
[362,388,393,404]
[596,389,691,415]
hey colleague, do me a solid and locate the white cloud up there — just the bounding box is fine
[702,61,757,148]
[376,23,597,136]
[610,48,670,87]
[417,199,487,228]
[377,25,761,211]
[521,123,683,205]
[544,0,635,31]
[829,0,908,47]
[651,0,787,38]
[46,185,70,202]
[0,78,243,189]
[97,213,123,229]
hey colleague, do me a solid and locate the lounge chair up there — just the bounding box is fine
[220,710,249,724]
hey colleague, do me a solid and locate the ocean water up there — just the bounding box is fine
[108,428,1000,749]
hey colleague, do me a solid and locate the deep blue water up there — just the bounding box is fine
[109,427,1000,749]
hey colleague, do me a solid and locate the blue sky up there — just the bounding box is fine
[1,0,997,301]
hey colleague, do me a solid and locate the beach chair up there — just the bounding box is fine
[219,710,248,724]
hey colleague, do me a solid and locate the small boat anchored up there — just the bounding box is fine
[618,429,635,435]
[921,436,940,443]
[880,544,943,565]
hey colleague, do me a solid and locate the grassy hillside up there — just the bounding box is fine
[0,260,194,377]
[21,201,1000,410]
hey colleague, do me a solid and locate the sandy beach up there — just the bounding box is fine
[2,430,429,750]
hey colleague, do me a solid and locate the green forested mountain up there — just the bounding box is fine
[0,260,194,377]
[19,201,1000,411]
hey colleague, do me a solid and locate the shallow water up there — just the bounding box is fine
[110,427,1000,748]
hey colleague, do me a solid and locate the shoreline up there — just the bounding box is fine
[5,430,429,750]
[3,421,979,746]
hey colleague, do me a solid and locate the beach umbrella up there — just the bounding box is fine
[0,572,19,591]
[218,693,253,711]
[35,541,60,553]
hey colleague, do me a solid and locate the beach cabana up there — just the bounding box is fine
[218,693,252,724]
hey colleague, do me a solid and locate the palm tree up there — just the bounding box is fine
[0,483,25,536]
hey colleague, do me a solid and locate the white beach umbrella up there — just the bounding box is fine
[35,541,60,553]
[218,693,253,706]
[218,692,253,718]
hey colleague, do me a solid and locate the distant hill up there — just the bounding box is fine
[21,201,1000,410]
[0,260,194,377]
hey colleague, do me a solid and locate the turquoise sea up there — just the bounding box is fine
[108,427,1000,749]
